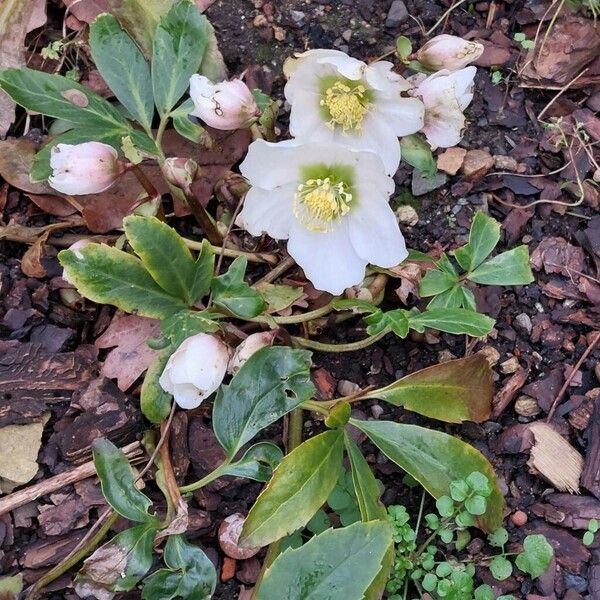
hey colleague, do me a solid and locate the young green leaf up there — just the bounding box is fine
[220,442,284,482]
[213,346,314,457]
[396,35,413,60]
[140,348,173,424]
[152,0,209,115]
[240,430,344,548]
[170,99,207,142]
[467,245,534,285]
[488,527,509,548]
[160,310,220,346]
[256,521,393,600]
[426,285,464,309]
[92,439,155,523]
[210,256,267,319]
[515,534,553,578]
[364,309,410,338]
[89,14,154,131]
[490,556,513,581]
[400,134,437,178]
[420,269,458,297]
[408,308,495,337]
[454,211,501,272]
[58,244,187,319]
[350,419,504,531]
[362,353,493,423]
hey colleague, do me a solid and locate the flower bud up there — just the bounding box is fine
[416,34,483,71]
[161,157,199,194]
[49,142,124,195]
[159,333,230,409]
[189,75,260,131]
[228,331,276,375]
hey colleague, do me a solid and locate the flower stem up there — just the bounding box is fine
[181,237,278,265]
[300,400,331,417]
[291,328,390,352]
[252,302,336,325]
[178,459,232,494]
[183,187,224,246]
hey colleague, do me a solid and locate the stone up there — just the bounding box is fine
[515,395,541,417]
[511,510,528,526]
[396,204,419,226]
[494,155,518,172]
[411,169,447,196]
[290,10,305,27]
[437,147,467,175]
[385,0,408,27]
[479,345,500,367]
[500,356,521,374]
[219,514,261,560]
[461,149,494,181]
[514,312,533,336]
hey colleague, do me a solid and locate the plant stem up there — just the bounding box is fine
[291,328,390,352]
[300,400,331,417]
[178,459,232,494]
[26,511,119,600]
[183,188,224,246]
[181,237,278,265]
[131,165,160,199]
[252,302,336,325]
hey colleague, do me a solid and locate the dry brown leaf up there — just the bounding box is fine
[21,231,51,278]
[528,422,583,493]
[0,0,47,137]
[95,315,161,391]
[63,0,110,24]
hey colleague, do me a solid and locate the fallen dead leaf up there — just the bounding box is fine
[21,231,52,278]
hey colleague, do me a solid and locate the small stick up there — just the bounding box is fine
[255,256,296,285]
[0,442,142,517]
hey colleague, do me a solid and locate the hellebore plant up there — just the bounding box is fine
[0,2,539,599]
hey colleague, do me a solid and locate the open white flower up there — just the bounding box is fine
[284,49,425,175]
[189,75,259,130]
[411,67,476,149]
[49,142,123,195]
[237,139,408,295]
[416,35,484,71]
[159,333,230,409]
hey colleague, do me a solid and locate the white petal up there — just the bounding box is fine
[284,64,323,103]
[376,97,425,137]
[360,115,402,175]
[172,383,205,409]
[365,61,411,93]
[351,149,395,196]
[287,220,367,295]
[316,53,366,80]
[236,183,296,239]
[448,67,476,111]
[240,139,302,190]
[288,90,330,139]
[158,364,175,394]
[183,335,228,392]
[422,97,465,149]
[349,191,408,267]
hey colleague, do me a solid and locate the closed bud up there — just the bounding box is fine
[228,331,276,374]
[161,157,199,193]
[416,34,483,71]
[189,75,260,131]
[49,142,124,195]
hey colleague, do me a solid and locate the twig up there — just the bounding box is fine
[538,68,589,122]
[546,331,600,422]
[255,256,296,285]
[426,0,469,35]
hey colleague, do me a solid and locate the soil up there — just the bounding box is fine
[1,0,600,599]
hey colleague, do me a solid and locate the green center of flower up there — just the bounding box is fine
[320,80,371,132]
[294,176,353,232]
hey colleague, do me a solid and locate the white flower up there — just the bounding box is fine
[411,67,476,149]
[237,139,408,295]
[159,333,230,409]
[416,35,484,71]
[49,142,123,195]
[228,331,276,375]
[283,49,425,175]
[189,75,260,130]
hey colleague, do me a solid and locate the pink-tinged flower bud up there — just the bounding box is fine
[161,157,199,193]
[416,35,484,71]
[159,333,230,409]
[49,142,124,195]
[189,75,260,130]
[228,331,276,375]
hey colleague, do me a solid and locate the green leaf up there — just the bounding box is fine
[92,439,155,523]
[89,14,154,131]
[364,308,409,338]
[198,19,227,82]
[141,348,173,424]
[152,0,208,115]
[396,35,413,60]
[240,430,344,548]
[213,346,314,457]
[466,471,492,495]
[350,420,504,531]
[325,401,351,429]
[583,531,594,546]
[490,556,513,581]
[211,256,267,318]
[160,310,220,346]
[124,216,197,303]
[589,518,599,533]
[256,521,393,600]
[455,211,501,272]
[465,495,487,515]
[488,527,509,548]
[420,269,458,297]
[332,298,380,314]
[0,575,22,596]
[475,584,495,600]
[362,353,493,424]
[254,281,304,314]
[58,244,187,319]
[450,479,469,502]
[436,495,454,517]
[220,442,284,482]
[515,534,553,578]
[467,246,534,285]
[408,308,495,337]
[426,285,464,309]
[171,99,206,143]
[400,134,437,178]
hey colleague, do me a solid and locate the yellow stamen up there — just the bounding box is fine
[293,177,353,232]
[320,82,370,132]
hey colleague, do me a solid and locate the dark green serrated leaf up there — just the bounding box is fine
[350,420,504,531]
[92,439,155,523]
[89,14,154,131]
[256,521,393,600]
[213,346,314,457]
[332,298,380,314]
[189,239,215,302]
[211,256,266,318]
[468,245,534,285]
[408,308,495,337]
[220,442,283,482]
[141,348,173,424]
[58,244,187,319]
[240,430,344,548]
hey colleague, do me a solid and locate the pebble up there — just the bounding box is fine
[493,155,518,172]
[221,556,236,582]
[411,169,447,196]
[511,510,528,526]
[500,356,521,374]
[437,349,457,363]
[290,10,306,27]
[478,345,500,367]
[385,0,408,27]
[514,312,533,336]
[252,14,268,27]
[396,204,419,226]
[342,29,352,42]
[461,149,494,182]
[338,379,360,396]
[437,147,467,176]
[370,404,384,419]
[515,395,541,417]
